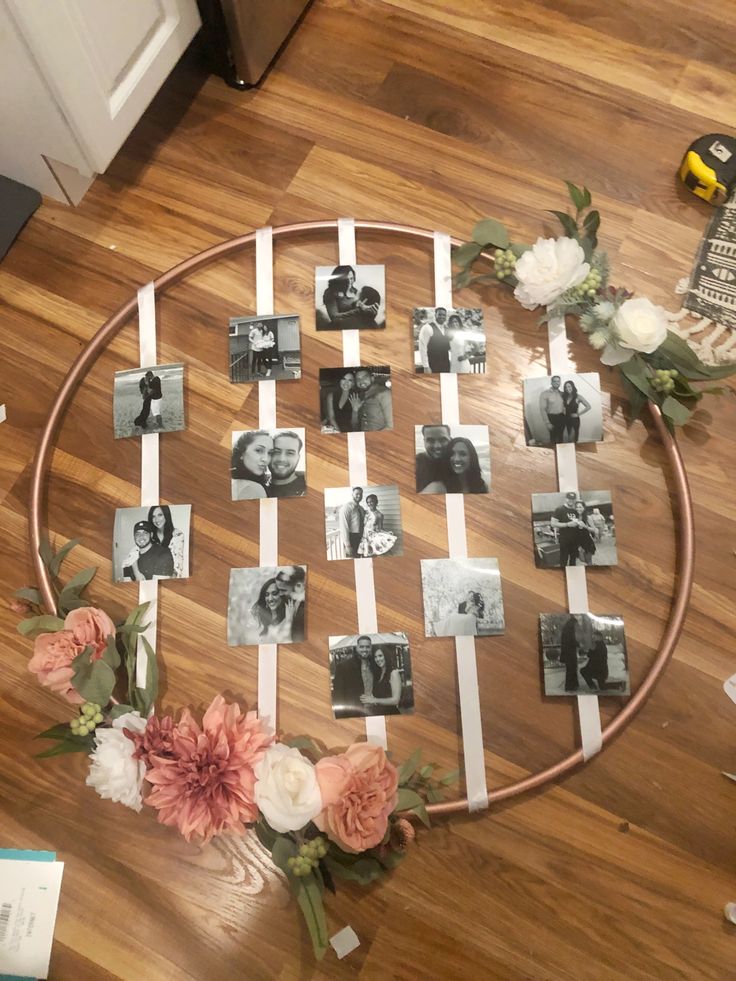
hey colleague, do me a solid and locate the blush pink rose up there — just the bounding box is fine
[314,743,399,854]
[64,607,116,659]
[28,630,86,704]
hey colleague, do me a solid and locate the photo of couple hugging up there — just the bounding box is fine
[415,423,490,494]
[523,372,603,447]
[329,633,414,719]
[315,264,386,331]
[231,428,306,500]
[319,365,393,433]
[532,490,617,569]
[420,558,505,638]
[227,565,306,646]
[114,504,191,582]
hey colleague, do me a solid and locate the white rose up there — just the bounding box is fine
[254,744,323,833]
[513,237,589,310]
[86,711,147,812]
[613,296,668,353]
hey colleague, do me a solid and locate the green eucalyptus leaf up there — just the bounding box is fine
[38,539,54,569]
[426,787,443,804]
[17,614,66,637]
[271,834,298,873]
[452,241,482,266]
[548,210,578,238]
[582,186,592,208]
[254,819,279,854]
[565,181,585,212]
[295,875,329,961]
[323,854,386,886]
[439,768,460,786]
[453,268,471,289]
[472,218,509,249]
[510,242,530,258]
[14,587,42,605]
[63,566,97,594]
[57,589,92,615]
[284,736,323,758]
[619,355,652,399]
[48,538,82,577]
[35,737,94,759]
[35,723,73,740]
[101,634,121,670]
[661,395,693,426]
[412,802,431,829]
[620,373,648,421]
[397,748,422,785]
[657,331,736,380]
[71,650,116,707]
[396,787,424,812]
[109,703,135,721]
[114,622,149,637]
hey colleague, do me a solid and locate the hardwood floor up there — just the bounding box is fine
[2,1,736,977]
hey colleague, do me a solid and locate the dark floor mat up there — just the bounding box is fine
[0,176,42,262]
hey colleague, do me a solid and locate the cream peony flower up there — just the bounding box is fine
[254,744,323,833]
[613,296,668,353]
[86,711,147,812]
[513,237,589,310]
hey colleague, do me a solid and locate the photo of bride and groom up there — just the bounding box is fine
[420,557,505,638]
[415,423,491,495]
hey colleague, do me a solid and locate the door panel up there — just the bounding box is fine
[7,0,201,173]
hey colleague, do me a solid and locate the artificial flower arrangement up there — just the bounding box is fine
[453,181,736,427]
[14,541,456,960]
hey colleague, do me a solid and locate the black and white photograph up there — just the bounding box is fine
[328,632,414,719]
[415,423,490,494]
[228,565,306,646]
[113,363,185,438]
[523,372,603,446]
[531,491,617,568]
[540,613,629,696]
[420,558,505,637]
[228,313,301,383]
[315,264,386,331]
[324,484,402,560]
[231,428,307,500]
[113,504,191,582]
[412,306,486,374]
[319,365,393,433]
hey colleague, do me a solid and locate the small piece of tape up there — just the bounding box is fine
[440,372,460,425]
[259,493,278,567]
[445,493,468,560]
[0,403,6,424]
[347,431,368,487]
[330,925,360,959]
[354,558,378,634]
[724,902,736,925]
[724,672,736,705]
[258,643,277,736]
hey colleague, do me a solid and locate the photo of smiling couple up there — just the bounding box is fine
[415,423,491,495]
[230,428,307,500]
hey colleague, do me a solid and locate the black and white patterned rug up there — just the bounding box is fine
[685,192,736,330]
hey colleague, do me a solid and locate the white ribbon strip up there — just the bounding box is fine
[337,218,385,748]
[440,372,460,426]
[135,282,159,690]
[435,231,487,810]
[0,404,6,424]
[724,672,736,706]
[256,226,278,733]
[547,315,601,760]
[347,432,368,488]
[455,635,488,811]
[433,231,453,308]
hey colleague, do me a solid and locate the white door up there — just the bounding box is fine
[7,0,201,175]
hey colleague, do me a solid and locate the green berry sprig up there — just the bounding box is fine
[70,702,104,738]
[571,268,603,300]
[651,368,679,394]
[494,248,517,280]
[286,836,328,877]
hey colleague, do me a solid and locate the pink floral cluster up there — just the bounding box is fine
[28,607,115,704]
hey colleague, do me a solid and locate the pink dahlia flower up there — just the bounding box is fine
[143,695,273,843]
[314,743,399,853]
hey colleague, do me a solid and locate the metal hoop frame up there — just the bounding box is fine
[28,219,695,816]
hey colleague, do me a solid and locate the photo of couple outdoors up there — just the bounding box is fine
[227,565,306,646]
[319,365,393,433]
[324,485,402,560]
[412,306,485,374]
[315,264,386,331]
[524,372,603,446]
[231,428,306,500]
[329,633,414,719]
[541,613,629,696]
[113,363,185,439]
[113,504,191,582]
[421,558,505,637]
[415,423,490,494]
[532,490,617,568]
[228,313,302,383]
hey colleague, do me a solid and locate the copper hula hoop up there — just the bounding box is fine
[28,219,695,816]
